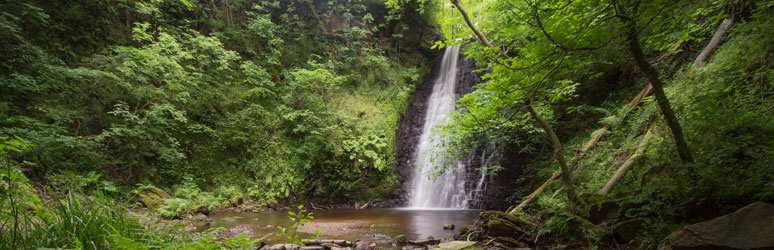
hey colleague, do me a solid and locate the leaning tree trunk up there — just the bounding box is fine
[600,123,655,195]
[527,104,573,190]
[693,16,735,67]
[625,21,694,163]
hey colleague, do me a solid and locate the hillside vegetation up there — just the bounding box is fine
[1,0,773,249]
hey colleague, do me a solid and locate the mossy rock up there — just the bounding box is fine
[229,195,245,207]
[190,213,211,223]
[437,241,483,250]
[266,198,278,209]
[136,186,171,209]
[479,211,533,239]
[394,234,408,245]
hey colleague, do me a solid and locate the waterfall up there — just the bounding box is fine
[407,45,471,209]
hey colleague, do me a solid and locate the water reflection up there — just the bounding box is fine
[197,208,480,246]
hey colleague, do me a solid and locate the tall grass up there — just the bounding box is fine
[0,191,174,249]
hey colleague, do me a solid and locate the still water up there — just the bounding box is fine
[195,208,480,246]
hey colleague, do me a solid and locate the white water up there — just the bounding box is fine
[407,46,472,209]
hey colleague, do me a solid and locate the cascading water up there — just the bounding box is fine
[407,45,478,209]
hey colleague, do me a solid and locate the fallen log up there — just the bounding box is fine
[600,123,656,195]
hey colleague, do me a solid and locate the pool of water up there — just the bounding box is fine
[195,208,480,247]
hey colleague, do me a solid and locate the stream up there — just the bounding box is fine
[195,208,480,247]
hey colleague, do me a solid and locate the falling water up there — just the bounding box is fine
[407,46,471,209]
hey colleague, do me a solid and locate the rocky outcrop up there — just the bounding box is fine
[659,201,774,250]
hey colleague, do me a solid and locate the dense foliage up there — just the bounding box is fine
[0,0,430,206]
[2,0,773,248]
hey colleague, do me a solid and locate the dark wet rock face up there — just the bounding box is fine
[393,50,442,206]
[658,202,774,250]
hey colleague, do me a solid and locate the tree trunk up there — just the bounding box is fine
[625,21,693,163]
[693,16,735,67]
[450,0,495,48]
[600,123,655,195]
[527,104,573,188]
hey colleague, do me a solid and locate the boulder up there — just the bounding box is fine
[190,213,211,223]
[354,241,376,250]
[659,201,774,250]
[266,198,279,209]
[443,224,455,230]
[195,205,209,215]
[135,186,171,209]
[437,241,483,250]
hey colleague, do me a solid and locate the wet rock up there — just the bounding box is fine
[135,186,171,209]
[195,205,209,215]
[321,243,340,250]
[394,235,408,245]
[303,239,353,247]
[408,236,440,246]
[613,219,644,243]
[442,224,455,230]
[479,211,532,239]
[266,244,300,250]
[266,198,279,209]
[355,240,377,250]
[190,213,211,223]
[658,201,774,250]
[437,241,482,250]
[298,246,325,250]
